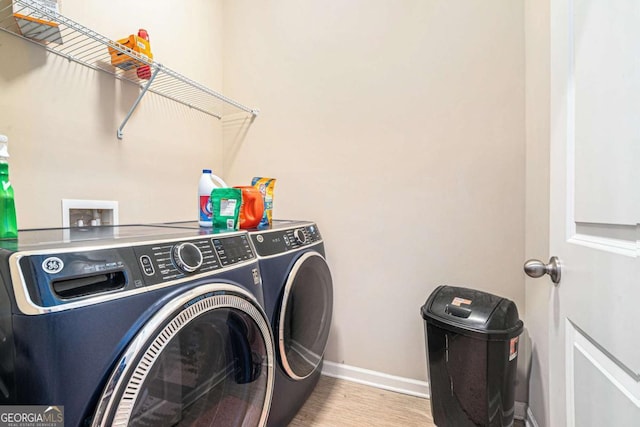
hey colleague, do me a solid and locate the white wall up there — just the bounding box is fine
[1,0,535,411]
[525,0,550,425]
[222,0,526,382]
[0,0,227,227]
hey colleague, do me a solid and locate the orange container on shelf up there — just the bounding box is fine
[108,34,153,71]
[234,186,265,229]
[136,29,152,79]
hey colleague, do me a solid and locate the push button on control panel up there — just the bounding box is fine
[139,255,155,276]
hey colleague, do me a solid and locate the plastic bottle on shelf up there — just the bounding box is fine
[198,169,228,227]
[0,135,17,240]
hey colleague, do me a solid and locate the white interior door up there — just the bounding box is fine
[549,0,640,426]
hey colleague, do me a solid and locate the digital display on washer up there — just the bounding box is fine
[212,235,255,266]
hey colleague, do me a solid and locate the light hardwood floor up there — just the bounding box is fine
[289,376,526,427]
[289,376,435,426]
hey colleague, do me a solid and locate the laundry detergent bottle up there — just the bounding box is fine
[0,135,17,239]
[198,169,228,227]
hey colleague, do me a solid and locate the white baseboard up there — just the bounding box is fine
[515,401,528,421]
[322,360,430,399]
[526,407,540,427]
[322,360,531,425]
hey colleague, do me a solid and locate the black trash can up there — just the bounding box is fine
[421,285,523,427]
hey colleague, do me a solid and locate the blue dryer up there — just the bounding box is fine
[0,225,274,427]
[248,220,333,427]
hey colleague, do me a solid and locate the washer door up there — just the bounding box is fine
[278,252,333,380]
[92,284,274,427]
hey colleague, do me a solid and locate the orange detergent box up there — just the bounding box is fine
[12,0,63,44]
[108,34,153,71]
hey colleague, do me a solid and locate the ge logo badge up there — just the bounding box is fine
[42,257,64,274]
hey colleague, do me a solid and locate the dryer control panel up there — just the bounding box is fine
[250,224,322,257]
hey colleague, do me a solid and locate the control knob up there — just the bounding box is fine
[294,228,307,245]
[172,242,203,273]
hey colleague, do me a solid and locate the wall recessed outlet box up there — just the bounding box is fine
[62,199,119,228]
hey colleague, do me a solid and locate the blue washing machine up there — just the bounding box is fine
[248,220,333,427]
[0,224,275,427]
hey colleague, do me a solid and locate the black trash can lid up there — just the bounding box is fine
[421,285,523,340]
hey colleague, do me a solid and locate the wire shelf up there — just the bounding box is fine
[0,0,258,138]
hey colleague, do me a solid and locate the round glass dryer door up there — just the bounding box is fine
[92,285,274,427]
[279,252,333,380]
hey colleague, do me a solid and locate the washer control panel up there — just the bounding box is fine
[251,224,322,257]
[134,234,255,285]
[14,232,256,310]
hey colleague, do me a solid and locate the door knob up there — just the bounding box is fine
[524,256,561,285]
